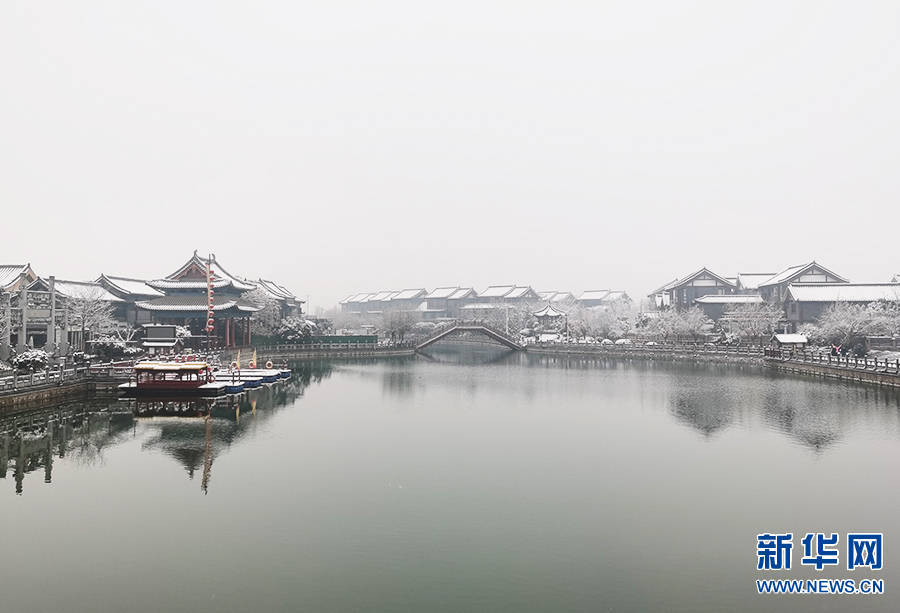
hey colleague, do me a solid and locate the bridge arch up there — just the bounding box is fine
[415,321,525,353]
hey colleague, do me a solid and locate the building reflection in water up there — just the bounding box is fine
[0,362,332,495]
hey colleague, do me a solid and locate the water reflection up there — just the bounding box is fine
[0,363,331,495]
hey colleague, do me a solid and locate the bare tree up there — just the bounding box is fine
[382,311,418,343]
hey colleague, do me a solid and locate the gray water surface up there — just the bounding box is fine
[2,349,898,612]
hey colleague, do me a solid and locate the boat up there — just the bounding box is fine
[118,361,231,397]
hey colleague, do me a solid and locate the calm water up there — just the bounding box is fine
[2,348,899,612]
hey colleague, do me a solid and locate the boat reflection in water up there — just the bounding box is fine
[0,361,333,495]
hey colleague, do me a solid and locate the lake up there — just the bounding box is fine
[2,347,898,612]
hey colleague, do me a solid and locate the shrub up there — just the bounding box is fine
[12,349,50,371]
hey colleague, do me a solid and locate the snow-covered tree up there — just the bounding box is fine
[275,316,315,343]
[724,302,782,344]
[243,287,282,336]
[806,303,890,353]
[639,307,711,341]
[12,348,50,371]
[66,291,117,350]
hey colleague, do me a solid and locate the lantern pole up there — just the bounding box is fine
[206,254,215,356]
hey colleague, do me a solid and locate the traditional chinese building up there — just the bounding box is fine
[757,261,848,305]
[96,274,164,326]
[649,268,736,310]
[254,279,303,319]
[136,253,260,348]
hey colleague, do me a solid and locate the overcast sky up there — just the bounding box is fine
[2,1,899,311]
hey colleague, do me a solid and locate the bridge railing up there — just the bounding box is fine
[415,319,524,349]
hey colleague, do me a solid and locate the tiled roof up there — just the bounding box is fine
[602,291,629,302]
[648,279,680,296]
[760,261,849,287]
[448,288,476,300]
[786,283,900,303]
[256,279,298,301]
[736,273,776,290]
[98,274,164,297]
[29,278,124,302]
[506,286,536,299]
[135,295,260,312]
[694,295,763,304]
[0,264,33,289]
[426,286,459,299]
[341,292,373,304]
[149,252,256,292]
[391,288,426,300]
[534,304,567,317]
[479,285,516,298]
[579,290,610,301]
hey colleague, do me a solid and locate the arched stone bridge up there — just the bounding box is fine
[415,321,525,352]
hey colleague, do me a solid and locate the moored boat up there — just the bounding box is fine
[119,361,229,397]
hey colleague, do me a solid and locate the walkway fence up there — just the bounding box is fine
[764,348,900,374]
[531,340,765,356]
[0,360,135,395]
[252,341,413,353]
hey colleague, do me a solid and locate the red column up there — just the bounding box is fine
[225,318,230,348]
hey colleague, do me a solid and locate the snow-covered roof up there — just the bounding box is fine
[603,291,629,302]
[135,295,260,312]
[341,292,373,304]
[97,274,165,297]
[425,286,459,299]
[479,285,516,298]
[676,267,736,288]
[579,289,610,301]
[256,279,299,301]
[460,303,501,310]
[366,290,397,302]
[694,295,764,304]
[772,334,808,345]
[736,273,776,290]
[786,283,900,303]
[448,288,476,300]
[506,286,536,299]
[540,291,575,302]
[534,304,567,317]
[648,278,680,296]
[760,261,849,288]
[148,252,256,292]
[391,288,426,300]
[29,278,124,302]
[0,264,35,290]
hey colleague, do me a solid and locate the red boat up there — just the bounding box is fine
[119,361,230,397]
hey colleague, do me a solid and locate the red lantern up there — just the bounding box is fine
[207,318,215,327]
